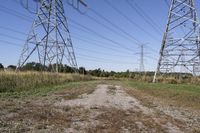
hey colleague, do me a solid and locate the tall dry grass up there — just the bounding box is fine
[122,74,200,85]
[0,71,93,93]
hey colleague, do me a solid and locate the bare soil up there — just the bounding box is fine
[0,84,199,133]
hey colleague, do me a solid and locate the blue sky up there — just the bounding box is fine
[0,0,200,71]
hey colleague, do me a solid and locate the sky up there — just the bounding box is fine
[0,0,200,72]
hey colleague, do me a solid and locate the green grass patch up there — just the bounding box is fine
[123,81,200,94]
[0,78,98,99]
[121,80,200,109]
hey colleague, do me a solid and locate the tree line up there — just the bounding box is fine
[0,62,192,79]
[0,62,155,78]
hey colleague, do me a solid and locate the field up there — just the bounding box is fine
[121,81,200,110]
[0,72,200,132]
[0,71,92,94]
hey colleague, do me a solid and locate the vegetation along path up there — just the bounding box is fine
[0,81,200,132]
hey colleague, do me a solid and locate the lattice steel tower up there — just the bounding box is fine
[153,0,200,82]
[17,0,78,72]
[139,44,145,72]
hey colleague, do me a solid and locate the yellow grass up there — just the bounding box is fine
[0,71,93,93]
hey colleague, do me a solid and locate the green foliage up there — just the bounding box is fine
[22,62,46,71]
[21,62,76,73]
[79,67,87,75]
[123,81,200,109]
[0,63,4,70]
[88,68,102,77]
[7,65,16,70]
[5,62,200,85]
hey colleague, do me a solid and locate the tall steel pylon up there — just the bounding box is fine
[139,44,145,72]
[153,0,200,82]
[17,0,78,72]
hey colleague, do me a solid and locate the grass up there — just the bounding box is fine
[87,107,187,133]
[0,80,99,132]
[0,71,200,132]
[0,80,99,98]
[121,80,200,110]
[0,71,93,93]
[0,77,199,132]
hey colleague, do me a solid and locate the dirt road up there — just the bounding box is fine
[0,83,199,132]
[55,84,196,133]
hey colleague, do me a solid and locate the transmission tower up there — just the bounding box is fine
[153,0,200,82]
[17,0,84,72]
[139,44,145,72]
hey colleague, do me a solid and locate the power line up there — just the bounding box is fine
[164,0,170,8]
[0,2,159,55]
[75,47,137,58]
[0,32,156,68]
[126,0,163,34]
[0,26,28,36]
[0,4,33,19]
[0,4,138,53]
[77,53,136,64]
[76,56,137,65]
[1,26,134,55]
[71,31,125,49]
[145,55,158,61]
[90,0,158,53]
[84,13,139,45]
[0,39,136,65]
[0,33,134,58]
[104,0,160,41]
[0,4,33,22]
[0,33,137,58]
[0,26,136,56]
[0,2,159,67]
[69,24,135,52]
[71,25,159,55]
[88,6,159,54]
[71,35,134,53]
[0,39,137,65]
[0,33,25,41]
[0,4,135,54]
[89,8,141,45]
[69,18,135,52]
[0,39,140,66]
[145,45,159,54]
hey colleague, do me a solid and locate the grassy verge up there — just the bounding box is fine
[0,80,100,132]
[120,80,200,110]
[0,80,100,98]
[0,71,93,93]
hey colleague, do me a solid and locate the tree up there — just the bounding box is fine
[22,62,36,70]
[89,68,102,77]
[22,62,46,71]
[0,63,4,70]
[7,65,16,70]
[63,65,74,73]
[79,67,87,75]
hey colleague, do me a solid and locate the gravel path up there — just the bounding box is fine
[55,84,189,133]
[56,85,152,114]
